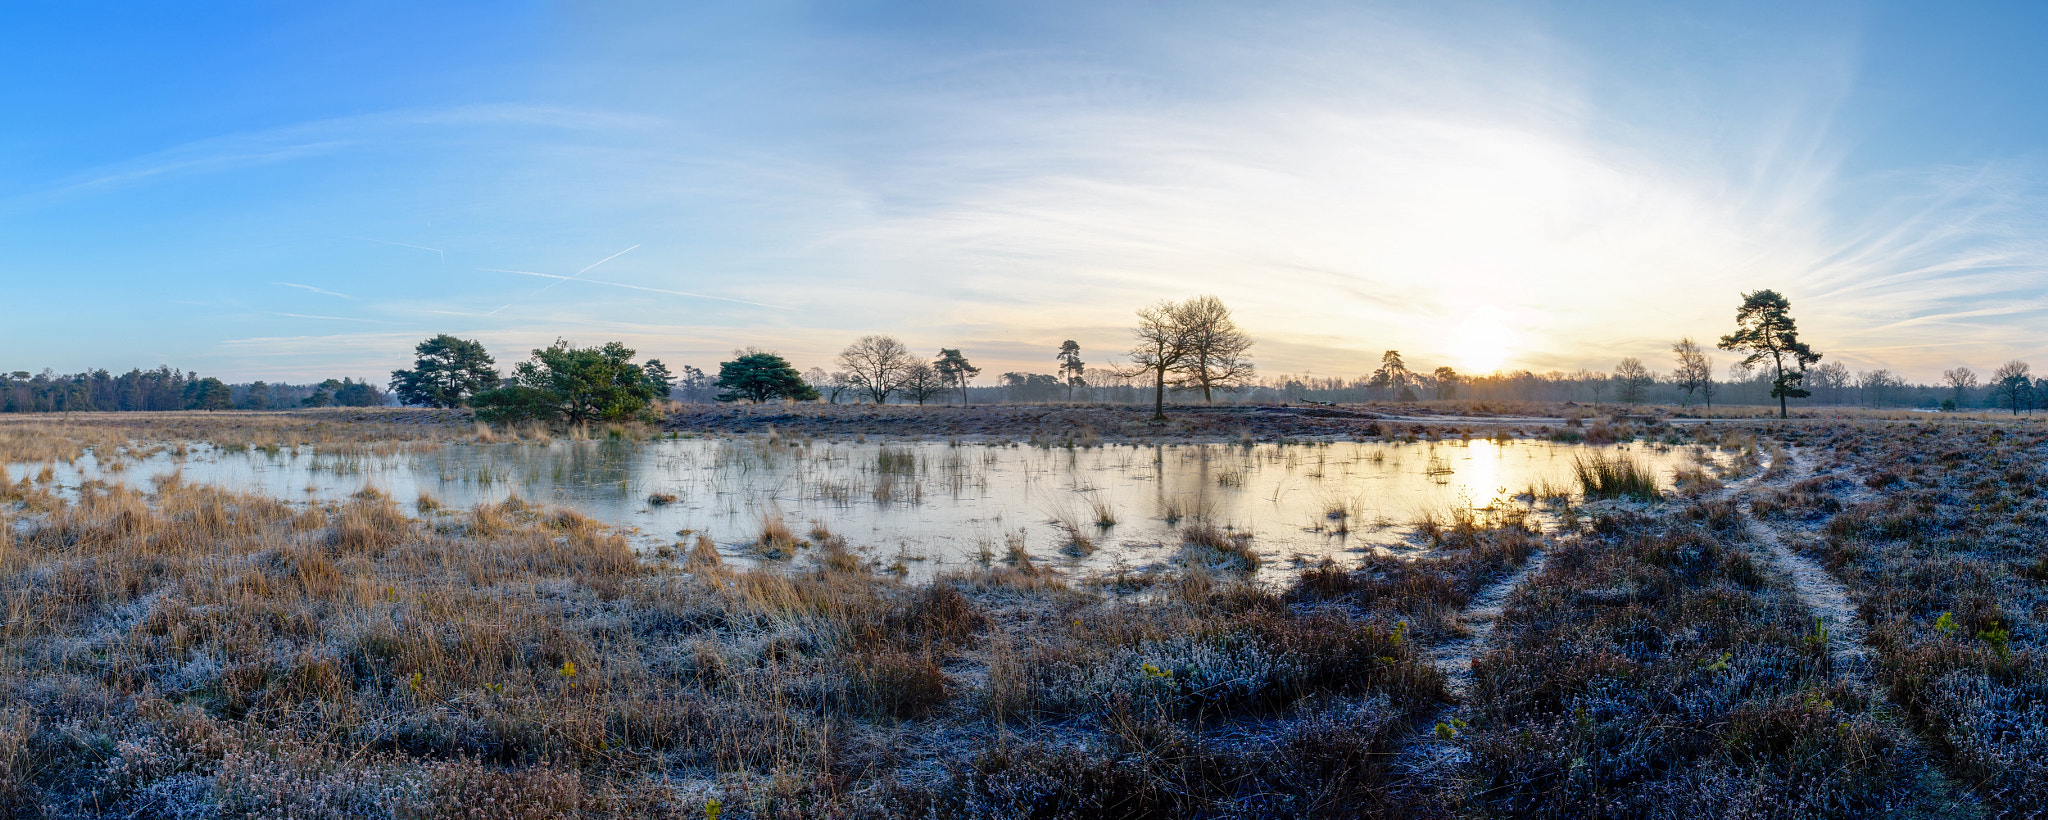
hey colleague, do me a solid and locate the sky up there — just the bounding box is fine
[5,0,2048,385]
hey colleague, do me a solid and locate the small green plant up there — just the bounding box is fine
[1978,624,2011,655]
[1705,651,1731,673]
[1802,617,1828,650]
[705,798,722,820]
[1935,611,1959,636]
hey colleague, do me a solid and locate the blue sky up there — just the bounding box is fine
[4,1,2046,384]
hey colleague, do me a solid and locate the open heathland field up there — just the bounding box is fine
[1,410,2044,818]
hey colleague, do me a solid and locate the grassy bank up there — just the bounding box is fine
[0,464,1478,817]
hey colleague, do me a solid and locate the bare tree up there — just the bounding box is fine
[837,335,914,404]
[802,367,834,403]
[1807,361,1850,404]
[1580,369,1609,405]
[1614,357,1653,405]
[1127,300,1196,420]
[1856,370,1900,408]
[1083,366,1131,401]
[1991,360,2033,415]
[1170,295,1255,402]
[1942,366,1978,408]
[1670,337,1711,407]
[899,361,946,405]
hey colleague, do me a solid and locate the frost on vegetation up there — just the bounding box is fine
[1926,670,2048,804]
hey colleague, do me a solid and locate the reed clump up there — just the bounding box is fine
[1573,452,1661,501]
[1179,522,1260,572]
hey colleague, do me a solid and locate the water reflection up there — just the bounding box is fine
[8,437,1717,582]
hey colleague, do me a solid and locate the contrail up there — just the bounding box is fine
[273,312,387,323]
[576,244,639,275]
[535,244,640,293]
[272,282,351,298]
[352,236,444,261]
[476,267,798,310]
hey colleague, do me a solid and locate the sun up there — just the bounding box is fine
[1450,313,1516,374]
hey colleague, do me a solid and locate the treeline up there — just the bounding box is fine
[0,368,384,414]
[1245,366,2036,410]
[374,297,1255,421]
[14,290,2043,416]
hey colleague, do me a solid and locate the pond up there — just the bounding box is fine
[6,436,1720,582]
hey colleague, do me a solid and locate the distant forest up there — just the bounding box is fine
[916,365,2028,411]
[0,367,383,414]
[6,359,2029,414]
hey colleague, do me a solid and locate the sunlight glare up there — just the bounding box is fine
[1452,310,1518,374]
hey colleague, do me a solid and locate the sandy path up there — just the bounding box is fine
[1736,450,1877,685]
[1397,453,1772,793]
[1737,447,1981,817]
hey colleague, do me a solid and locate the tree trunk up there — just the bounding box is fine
[1153,366,1167,420]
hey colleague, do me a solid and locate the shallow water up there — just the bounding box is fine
[7,437,1715,582]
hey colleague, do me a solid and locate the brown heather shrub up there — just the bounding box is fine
[845,647,953,719]
[886,582,987,646]
[1461,505,1942,816]
[1288,520,1541,640]
[1791,425,2048,814]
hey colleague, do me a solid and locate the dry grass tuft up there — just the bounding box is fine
[1573,452,1661,501]
[1180,522,1260,572]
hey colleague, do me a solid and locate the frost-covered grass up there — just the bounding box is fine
[1768,422,2048,815]
[1459,506,1941,816]
[0,453,1461,818]
[12,415,2041,817]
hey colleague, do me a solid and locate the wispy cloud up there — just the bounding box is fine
[349,237,443,261]
[17,7,2048,383]
[476,267,799,310]
[272,282,352,298]
[4,103,670,212]
[271,312,390,324]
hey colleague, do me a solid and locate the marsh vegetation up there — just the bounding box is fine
[0,412,2038,817]
[5,421,1712,585]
